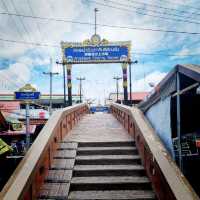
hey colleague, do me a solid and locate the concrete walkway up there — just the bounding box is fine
[64,113,133,143]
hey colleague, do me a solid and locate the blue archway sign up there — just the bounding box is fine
[64,45,129,63]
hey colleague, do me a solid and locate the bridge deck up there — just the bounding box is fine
[38,113,156,200]
[64,113,133,143]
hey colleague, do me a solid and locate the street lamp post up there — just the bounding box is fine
[128,60,138,104]
[113,76,122,102]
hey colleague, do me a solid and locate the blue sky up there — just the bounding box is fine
[0,0,200,103]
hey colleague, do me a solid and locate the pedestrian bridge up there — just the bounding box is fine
[0,103,198,200]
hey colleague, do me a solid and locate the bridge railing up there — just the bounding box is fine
[0,103,89,200]
[110,103,199,200]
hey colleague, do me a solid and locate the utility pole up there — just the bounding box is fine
[113,76,122,102]
[43,71,59,115]
[76,77,85,103]
[56,61,67,107]
[128,60,138,103]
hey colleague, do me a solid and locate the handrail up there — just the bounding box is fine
[0,103,89,200]
[110,103,199,200]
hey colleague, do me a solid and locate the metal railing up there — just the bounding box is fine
[110,103,199,200]
[0,103,89,200]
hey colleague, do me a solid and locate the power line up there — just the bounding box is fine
[0,0,24,40]
[85,0,200,25]
[0,12,200,36]
[104,0,200,21]
[10,0,33,43]
[26,0,43,42]
[125,0,200,18]
[0,38,59,47]
[0,38,200,58]
[131,52,200,57]
[158,0,200,11]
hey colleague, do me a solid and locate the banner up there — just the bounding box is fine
[64,45,129,63]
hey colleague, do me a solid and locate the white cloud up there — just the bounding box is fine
[0,0,200,104]
[132,71,167,92]
[0,62,31,92]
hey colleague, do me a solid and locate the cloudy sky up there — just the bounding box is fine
[0,0,200,104]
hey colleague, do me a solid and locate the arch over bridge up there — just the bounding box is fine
[60,34,132,106]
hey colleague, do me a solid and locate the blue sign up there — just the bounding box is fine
[90,106,109,113]
[65,45,128,62]
[15,92,40,100]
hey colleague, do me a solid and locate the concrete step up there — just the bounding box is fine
[38,183,70,199]
[45,170,72,183]
[51,159,75,170]
[75,155,141,165]
[78,146,136,151]
[73,165,146,177]
[76,155,140,160]
[57,142,78,150]
[54,150,76,159]
[68,190,156,200]
[77,148,137,156]
[78,141,135,147]
[70,176,152,191]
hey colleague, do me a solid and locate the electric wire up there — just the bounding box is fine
[26,0,43,42]
[125,0,200,18]
[10,0,33,43]
[0,37,199,57]
[86,0,200,25]
[0,12,200,36]
[158,0,200,11]
[103,0,200,21]
[0,0,24,40]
